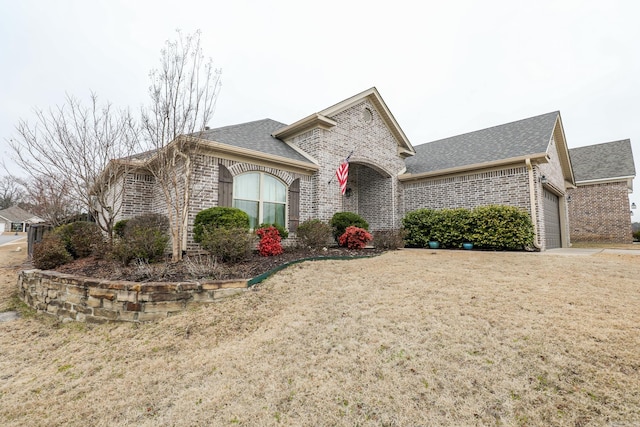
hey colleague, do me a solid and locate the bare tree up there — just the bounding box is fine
[21,174,81,226]
[141,30,221,261]
[0,175,26,209]
[7,93,139,237]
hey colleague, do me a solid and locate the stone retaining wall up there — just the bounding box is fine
[18,270,248,323]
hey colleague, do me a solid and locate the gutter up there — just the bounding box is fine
[398,152,549,182]
[526,158,542,250]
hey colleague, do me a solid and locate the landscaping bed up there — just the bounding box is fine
[53,246,385,282]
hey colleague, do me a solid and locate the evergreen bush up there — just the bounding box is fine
[32,233,73,270]
[469,205,534,250]
[54,221,105,259]
[329,212,369,241]
[193,207,250,243]
[402,205,534,250]
[199,227,254,262]
[402,208,439,248]
[112,214,170,265]
[113,219,129,238]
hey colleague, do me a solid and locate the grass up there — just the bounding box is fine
[1,244,639,425]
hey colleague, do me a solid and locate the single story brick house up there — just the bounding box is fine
[567,140,636,243]
[110,87,635,250]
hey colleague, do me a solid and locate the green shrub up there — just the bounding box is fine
[402,206,533,250]
[32,233,73,270]
[199,227,254,262]
[402,208,439,248]
[296,219,333,249]
[436,208,473,248]
[54,221,105,259]
[193,207,250,243]
[113,219,129,238]
[633,230,640,242]
[112,214,170,265]
[469,205,534,250]
[258,223,288,239]
[373,229,406,250]
[329,212,369,241]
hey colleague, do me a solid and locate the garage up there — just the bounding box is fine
[543,188,561,249]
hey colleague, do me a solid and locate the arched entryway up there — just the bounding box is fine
[340,161,397,230]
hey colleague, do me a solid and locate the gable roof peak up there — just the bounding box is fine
[273,87,415,156]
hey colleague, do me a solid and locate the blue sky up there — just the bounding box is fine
[1,0,639,213]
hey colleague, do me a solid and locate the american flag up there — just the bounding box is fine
[335,152,352,195]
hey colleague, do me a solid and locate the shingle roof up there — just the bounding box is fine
[0,206,37,222]
[569,139,635,182]
[196,119,313,164]
[405,111,560,174]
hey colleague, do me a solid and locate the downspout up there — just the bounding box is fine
[526,159,542,250]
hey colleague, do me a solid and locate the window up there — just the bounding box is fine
[233,172,286,229]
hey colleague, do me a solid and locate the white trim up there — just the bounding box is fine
[575,176,634,185]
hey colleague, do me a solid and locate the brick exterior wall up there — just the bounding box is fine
[567,181,633,243]
[402,167,532,212]
[112,101,594,251]
[293,100,406,228]
[118,172,155,221]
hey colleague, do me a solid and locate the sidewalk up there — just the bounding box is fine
[542,247,640,256]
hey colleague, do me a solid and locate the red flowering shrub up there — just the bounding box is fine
[256,226,283,256]
[338,226,373,249]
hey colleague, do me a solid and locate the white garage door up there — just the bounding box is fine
[543,189,561,249]
[0,223,5,233]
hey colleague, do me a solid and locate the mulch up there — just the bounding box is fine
[54,247,385,282]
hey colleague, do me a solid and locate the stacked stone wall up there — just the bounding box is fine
[18,270,247,324]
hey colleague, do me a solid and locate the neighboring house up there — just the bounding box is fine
[567,140,636,243]
[0,206,44,233]
[109,87,635,251]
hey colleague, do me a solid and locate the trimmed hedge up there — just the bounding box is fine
[193,207,250,243]
[403,205,534,250]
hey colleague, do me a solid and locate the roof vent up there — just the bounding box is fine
[204,126,211,131]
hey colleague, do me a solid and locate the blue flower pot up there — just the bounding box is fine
[462,243,473,250]
[428,241,440,249]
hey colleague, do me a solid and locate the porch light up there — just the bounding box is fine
[632,202,637,209]
[540,175,548,184]
[345,187,353,198]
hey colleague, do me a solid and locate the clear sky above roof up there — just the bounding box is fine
[1,0,639,213]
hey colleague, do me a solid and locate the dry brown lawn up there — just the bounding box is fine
[1,240,639,426]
